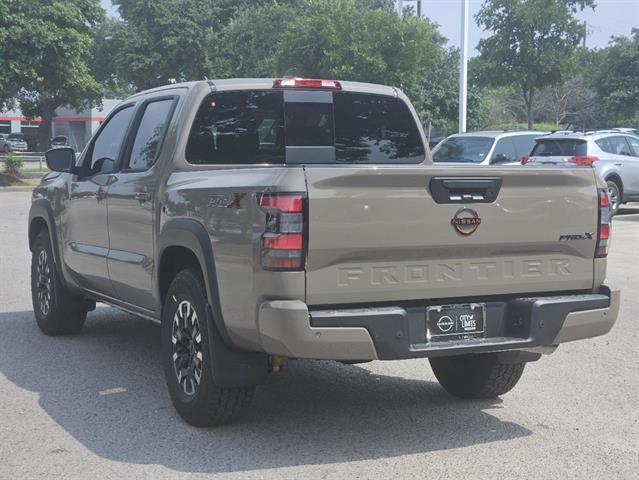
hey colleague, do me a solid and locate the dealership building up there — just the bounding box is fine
[0,99,121,152]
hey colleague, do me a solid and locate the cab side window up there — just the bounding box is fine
[606,136,632,156]
[86,106,134,176]
[490,138,517,164]
[126,99,174,170]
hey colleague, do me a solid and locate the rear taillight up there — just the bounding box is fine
[273,78,342,90]
[258,192,306,270]
[596,188,610,258]
[569,155,599,166]
[521,155,530,165]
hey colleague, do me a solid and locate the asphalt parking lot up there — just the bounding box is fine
[0,190,637,480]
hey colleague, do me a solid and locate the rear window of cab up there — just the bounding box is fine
[185,90,425,165]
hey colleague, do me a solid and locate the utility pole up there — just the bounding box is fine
[417,0,422,18]
[398,0,403,16]
[459,0,469,133]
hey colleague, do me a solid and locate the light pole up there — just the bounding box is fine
[459,0,469,133]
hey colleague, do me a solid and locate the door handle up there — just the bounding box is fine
[134,192,151,203]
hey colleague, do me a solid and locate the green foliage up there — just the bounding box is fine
[274,0,444,99]
[3,152,24,177]
[0,0,103,148]
[212,3,298,78]
[592,29,639,126]
[416,49,487,134]
[474,0,595,128]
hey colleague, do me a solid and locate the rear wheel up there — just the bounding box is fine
[606,180,621,216]
[429,353,525,399]
[161,268,254,426]
[30,229,87,335]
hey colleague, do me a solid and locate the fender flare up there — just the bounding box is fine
[157,218,268,387]
[158,218,232,344]
[28,199,68,288]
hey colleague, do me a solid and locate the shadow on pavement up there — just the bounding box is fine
[614,207,639,221]
[0,307,532,474]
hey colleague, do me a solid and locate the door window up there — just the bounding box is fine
[624,136,639,157]
[86,106,134,175]
[127,99,174,170]
[490,138,517,164]
[510,135,538,161]
[606,136,632,156]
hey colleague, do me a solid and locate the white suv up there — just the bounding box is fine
[526,132,639,214]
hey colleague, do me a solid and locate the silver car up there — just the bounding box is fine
[526,132,639,214]
[432,131,545,165]
[0,132,29,152]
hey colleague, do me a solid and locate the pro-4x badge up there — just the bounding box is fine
[558,233,594,241]
[451,208,481,236]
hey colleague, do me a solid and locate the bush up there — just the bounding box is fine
[3,152,24,176]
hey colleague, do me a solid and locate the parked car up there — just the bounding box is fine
[525,132,639,214]
[30,78,618,426]
[50,135,68,148]
[432,131,545,165]
[0,132,28,152]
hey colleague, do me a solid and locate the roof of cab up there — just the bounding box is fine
[125,78,399,100]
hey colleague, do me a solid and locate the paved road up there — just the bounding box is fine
[0,191,637,480]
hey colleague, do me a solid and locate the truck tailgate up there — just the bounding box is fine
[304,166,598,306]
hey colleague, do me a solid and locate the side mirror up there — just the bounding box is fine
[45,147,76,172]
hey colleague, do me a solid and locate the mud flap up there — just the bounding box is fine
[205,304,269,387]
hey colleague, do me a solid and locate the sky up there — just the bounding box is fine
[100,0,639,53]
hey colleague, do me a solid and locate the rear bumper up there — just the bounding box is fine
[257,286,619,361]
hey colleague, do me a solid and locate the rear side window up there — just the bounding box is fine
[598,136,632,156]
[127,99,174,170]
[186,91,285,164]
[333,93,424,164]
[531,139,587,157]
[625,135,639,156]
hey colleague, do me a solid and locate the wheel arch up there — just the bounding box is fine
[157,218,232,345]
[157,218,269,387]
[604,173,624,194]
[28,199,68,288]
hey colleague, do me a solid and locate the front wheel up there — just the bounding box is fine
[161,268,254,426]
[429,353,525,399]
[31,230,87,335]
[606,180,621,216]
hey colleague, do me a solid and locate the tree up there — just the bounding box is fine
[274,0,444,100]
[536,76,596,127]
[592,29,639,126]
[416,49,486,135]
[0,0,103,148]
[474,0,595,129]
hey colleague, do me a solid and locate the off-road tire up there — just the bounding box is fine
[31,229,87,335]
[161,268,254,427]
[429,353,525,399]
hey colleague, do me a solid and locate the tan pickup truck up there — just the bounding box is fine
[30,78,619,426]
